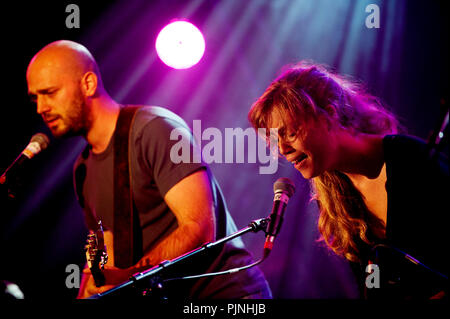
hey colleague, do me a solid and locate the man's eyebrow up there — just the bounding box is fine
[39,87,57,93]
[28,87,57,97]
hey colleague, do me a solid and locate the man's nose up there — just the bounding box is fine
[36,96,51,115]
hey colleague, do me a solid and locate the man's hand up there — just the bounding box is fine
[77,265,144,299]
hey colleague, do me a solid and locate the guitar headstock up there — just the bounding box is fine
[85,220,108,287]
[94,221,108,268]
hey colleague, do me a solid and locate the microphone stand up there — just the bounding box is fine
[88,217,270,299]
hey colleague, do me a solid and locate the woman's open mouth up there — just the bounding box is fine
[290,153,308,166]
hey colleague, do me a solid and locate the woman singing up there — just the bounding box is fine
[248,61,448,299]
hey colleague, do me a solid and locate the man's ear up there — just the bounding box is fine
[80,71,98,97]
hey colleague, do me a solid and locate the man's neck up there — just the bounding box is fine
[86,97,121,154]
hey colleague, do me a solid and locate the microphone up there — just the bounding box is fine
[264,177,295,256]
[0,133,50,186]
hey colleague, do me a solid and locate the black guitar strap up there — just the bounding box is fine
[113,105,143,269]
[74,105,143,269]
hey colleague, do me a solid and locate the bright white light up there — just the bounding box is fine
[155,21,205,69]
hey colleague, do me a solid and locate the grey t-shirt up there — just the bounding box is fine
[78,106,203,252]
[74,106,271,298]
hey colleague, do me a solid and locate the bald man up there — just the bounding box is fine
[27,40,118,149]
[26,40,272,299]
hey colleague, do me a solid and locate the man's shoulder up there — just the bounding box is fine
[131,105,189,131]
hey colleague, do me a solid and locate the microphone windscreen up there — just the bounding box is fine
[273,177,295,197]
[30,133,50,150]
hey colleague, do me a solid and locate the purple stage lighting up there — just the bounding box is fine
[155,20,205,69]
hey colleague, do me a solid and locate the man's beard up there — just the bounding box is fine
[52,92,91,138]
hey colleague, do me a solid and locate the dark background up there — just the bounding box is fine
[0,0,448,300]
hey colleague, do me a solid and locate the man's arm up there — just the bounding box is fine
[77,169,216,298]
[136,168,216,267]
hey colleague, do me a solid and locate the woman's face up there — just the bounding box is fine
[269,110,338,179]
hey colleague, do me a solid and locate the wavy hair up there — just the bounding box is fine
[248,61,401,262]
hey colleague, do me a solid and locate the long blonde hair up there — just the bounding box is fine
[248,61,401,262]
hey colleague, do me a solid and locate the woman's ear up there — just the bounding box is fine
[321,104,338,130]
[324,104,337,118]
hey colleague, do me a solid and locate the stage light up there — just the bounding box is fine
[155,20,205,69]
